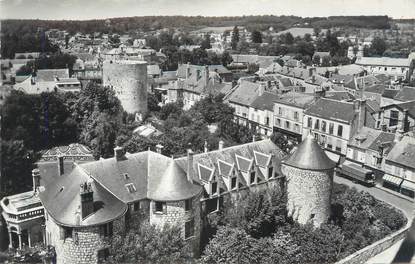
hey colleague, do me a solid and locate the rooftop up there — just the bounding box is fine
[355,57,411,67]
[304,98,356,123]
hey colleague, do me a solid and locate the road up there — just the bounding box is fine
[333,175,414,264]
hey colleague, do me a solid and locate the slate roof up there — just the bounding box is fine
[382,89,399,99]
[324,91,355,101]
[227,80,261,106]
[250,91,280,111]
[283,133,336,170]
[386,136,415,169]
[368,132,395,152]
[384,100,415,118]
[175,139,285,184]
[38,165,127,227]
[217,160,233,176]
[274,92,316,108]
[393,87,415,102]
[304,98,356,123]
[364,84,388,95]
[348,127,382,149]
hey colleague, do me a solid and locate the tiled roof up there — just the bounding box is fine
[304,98,356,123]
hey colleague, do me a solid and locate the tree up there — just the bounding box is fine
[283,33,294,45]
[370,37,387,56]
[251,30,263,43]
[231,26,240,50]
[200,34,212,50]
[106,223,190,264]
[314,27,321,37]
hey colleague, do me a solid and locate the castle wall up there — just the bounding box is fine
[102,60,148,114]
[282,165,333,227]
[45,212,125,264]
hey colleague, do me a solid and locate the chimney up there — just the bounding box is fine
[186,62,190,80]
[204,65,209,88]
[402,109,409,132]
[156,144,163,154]
[57,155,64,176]
[218,140,224,150]
[187,149,194,183]
[32,168,40,193]
[258,83,265,96]
[354,99,366,132]
[114,146,125,160]
[204,141,208,153]
[80,182,94,219]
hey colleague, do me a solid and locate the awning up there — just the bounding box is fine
[401,180,415,191]
[382,174,403,186]
[341,162,372,181]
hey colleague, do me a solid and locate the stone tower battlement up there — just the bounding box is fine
[102,60,148,114]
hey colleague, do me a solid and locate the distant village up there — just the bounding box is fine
[1,17,415,264]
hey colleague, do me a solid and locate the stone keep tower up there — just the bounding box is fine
[103,60,147,115]
[281,133,336,227]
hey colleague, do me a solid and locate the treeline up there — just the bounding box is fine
[2,15,391,37]
[1,31,58,59]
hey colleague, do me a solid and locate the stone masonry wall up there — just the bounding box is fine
[282,164,333,227]
[45,213,125,264]
[335,216,412,264]
[102,61,147,114]
[149,193,202,257]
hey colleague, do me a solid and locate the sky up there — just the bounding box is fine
[1,0,415,20]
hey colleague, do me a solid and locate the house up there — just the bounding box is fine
[167,64,233,110]
[380,100,415,132]
[303,98,368,161]
[355,57,412,80]
[0,144,94,250]
[248,91,280,136]
[14,69,81,94]
[313,51,331,64]
[383,135,415,197]
[226,80,263,126]
[273,92,316,142]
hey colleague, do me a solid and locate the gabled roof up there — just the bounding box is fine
[382,100,415,118]
[198,163,215,182]
[382,89,399,99]
[283,133,336,170]
[250,91,280,111]
[304,98,356,123]
[386,136,415,169]
[235,155,253,172]
[227,80,261,106]
[253,151,271,168]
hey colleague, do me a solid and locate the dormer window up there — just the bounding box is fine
[211,182,218,194]
[125,183,136,193]
[268,167,274,178]
[231,176,237,189]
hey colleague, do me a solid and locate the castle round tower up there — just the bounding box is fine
[102,60,148,115]
[281,132,336,227]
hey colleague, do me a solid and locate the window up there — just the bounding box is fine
[185,199,192,211]
[278,107,282,115]
[231,177,237,189]
[102,222,113,237]
[265,117,270,126]
[329,123,334,134]
[336,140,342,152]
[206,197,219,213]
[321,121,327,132]
[60,227,73,240]
[275,118,281,126]
[133,201,140,211]
[155,201,166,214]
[327,137,333,150]
[285,121,290,129]
[211,182,218,194]
[294,124,300,132]
[307,117,312,128]
[337,125,343,137]
[98,248,109,262]
[389,110,399,127]
[314,119,320,130]
[250,171,256,184]
[185,218,195,239]
[268,167,274,178]
[294,111,299,121]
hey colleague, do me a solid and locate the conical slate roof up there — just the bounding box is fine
[149,159,202,202]
[283,133,336,170]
